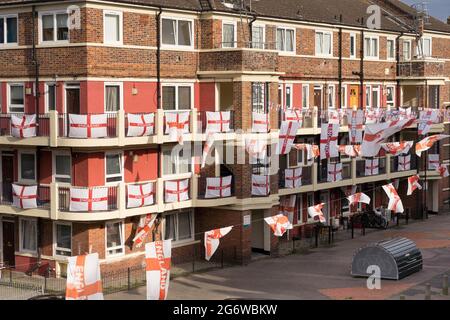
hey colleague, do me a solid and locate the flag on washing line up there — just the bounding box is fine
[382,183,404,213]
[277,121,300,155]
[347,192,371,205]
[204,227,233,261]
[418,109,440,136]
[339,145,361,157]
[398,155,411,171]
[284,109,304,127]
[66,253,103,300]
[127,113,155,137]
[320,123,339,160]
[201,133,215,168]
[133,214,157,248]
[416,134,450,157]
[308,203,326,224]
[346,109,364,144]
[437,164,449,178]
[146,240,171,300]
[279,195,296,224]
[380,141,413,156]
[428,154,440,170]
[265,214,293,237]
[407,175,422,196]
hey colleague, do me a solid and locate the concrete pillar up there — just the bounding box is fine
[118,182,126,218]
[156,109,164,141]
[49,110,58,147]
[117,109,125,146]
[50,182,59,220]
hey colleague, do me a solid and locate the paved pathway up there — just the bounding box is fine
[108,214,450,300]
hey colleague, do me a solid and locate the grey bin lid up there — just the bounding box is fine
[351,237,423,280]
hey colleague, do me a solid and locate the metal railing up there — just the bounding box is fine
[317,161,352,183]
[196,110,235,134]
[356,157,387,178]
[278,108,315,129]
[0,183,50,208]
[279,166,312,189]
[0,113,50,137]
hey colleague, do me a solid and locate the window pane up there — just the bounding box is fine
[21,154,35,180]
[106,222,122,250]
[177,212,192,241]
[105,14,120,43]
[21,220,37,251]
[315,33,322,54]
[10,85,24,105]
[105,85,120,112]
[286,87,291,108]
[350,36,355,56]
[56,154,71,176]
[106,154,121,176]
[0,18,4,43]
[42,15,54,41]
[366,87,371,107]
[162,86,176,110]
[56,224,71,251]
[178,20,191,46]
[324,33,331,54]
[162,19,176,45]
[364,38,370,56]
[178,87,191,110]
[286,29,294,52]
[164,214,176,240]
[372,88,378,108]
[47,84,56,111]
[302,86,308,107]
[276,29,284,51]
[162,149,175,175]
[372,39,378,56]
[223,23,234,47]
[252,26,263,49]
[6,17,17,43]
[56,14,68,41]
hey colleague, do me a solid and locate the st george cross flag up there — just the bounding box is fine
[69,114,108,138]
[399,107,412,120]
[347,192,371,205]
[205,111,231,133]
[265,214,293,237]
[339,145,361,157]
[418,109,439,136]
[245,138,267,160]
[294,144,320,163]
[416,134,450,157]
[251,175,270,196]
[12,184,37,209]
[11,114,37,138]
[204,227,233,261]
[308,203,326,223]
[70,187,108,212]
[398,155,411,171]
[346,109,364,144]
[327,162,343,182]
[279,195,296,223]
[407,175,422,196]
[252,112,270,133]
[341,185,357,197]
[133,214,157,248]
[277,121,299,154]
[205,176,232,198]
[382,183,404,213]
[164,179,189,203]
[365,108,384,124]
[165,112,190,144]
[328,109,340,124]
[284,167,302,188]
[437,164,450,178]
[66,253,103,300]
[365,158,379,176]
[380,141,413,156]
[428,154,440,170]
[201,133,215,168]
[127,182,154,208]
[320,123,339,160]
[284,109,304,126]
[127,113,155,137]
[145,240,171,300]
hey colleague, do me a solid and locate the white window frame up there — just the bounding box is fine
[372,86,380,109]
[349,33,356,58]
[364,35,379,59]
[365,85,372,108]
[403,39,412,61]
[222,20,237,48]
[302,84,309,108]
[386,85,395,107]
[341,85,347,108]
[44,82,57,113]
[276,26,296,53]
[161,83,194,111]
[161,16,194,49]
[53,221,72,258]
[104,82,123,113]
[19,217,38,254]
[103,10,123,45]
[38,11,70,44]
[328,84,335,108]
[285,83,293,109]
[387,38,396,60]
[52,151,72,184]
[296,196,303,222]
[105,151,123,185]
[417,37,432,58]
[278,84,284,109]
[315,30,333,57]
[0,14,18,47]
[161,144,191,177]
[251,24,265,49]
[7,83,25,113]
[18,150,37,183]
[163,210,194,245]
[105,220,125,258]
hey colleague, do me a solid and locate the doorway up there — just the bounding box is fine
[2,220,15,267]
[319,191,330,224]
[217,82,233,112]
[313,86,322,109]
[349,85,359,109]
[251,210,270,255]
[65,85,80,114]
[1,154,14,203]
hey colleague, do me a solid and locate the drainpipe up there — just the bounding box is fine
[338,15,343,109]
[359,19,365,110]
[395,32,404,107]
[249,14,257,48]
[156,7,162,181]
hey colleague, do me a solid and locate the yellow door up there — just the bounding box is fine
[349,86,359,109]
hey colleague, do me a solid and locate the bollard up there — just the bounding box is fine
[425,283,431,300]
[127,267,131,291]
[443,275,448,296]
[351,220,354,239]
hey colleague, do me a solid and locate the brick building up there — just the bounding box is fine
[0,0,449,275]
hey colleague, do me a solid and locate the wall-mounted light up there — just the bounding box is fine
[132,83,138,95]
[25,87,33,95]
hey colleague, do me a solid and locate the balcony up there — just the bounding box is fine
[398,58,445,78]
[0,114,51,146]
[279,166,313,195]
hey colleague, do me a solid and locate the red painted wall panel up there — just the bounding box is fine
[124,149,158,183]
[124,82,157,113]
[293,83,302,108]
[84,81,104,114]
[0,83,6,113]
[72,153,104,187]
[198,82,215,111]
[39,151,52,184]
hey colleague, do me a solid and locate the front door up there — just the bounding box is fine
[66,87,80,114]
[313,86,322,109]
[251,210,266,254]
[1,155,14,203]
[349,86,359,109]
[2,221,15,267]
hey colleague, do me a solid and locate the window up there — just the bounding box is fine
[252,146,270,175]
[54,153,71,183]
[364,36,379,58]
[350,33,356,58]
[328,85,335,108]
[296,196,303,222]
[54,222,71,257]
[45,83,57,112]
[276,27,295,53]
[104,11,122,44]
[161,18,193,47]
[372,86,380,109]
[20,218,37,253]
[341,85,347,108]
[402,40,411,61]
[0,15,18,45]
[365,85,371,108]
[429,85,439,109]
[105,83,122,112]
[387,39,395,60]
[105,152,122,183]
[222,21,236,48]
[302,85,309,108]
[285,84,293,109]
[40,12,69,43]
[162,84,192,111]
[252,82,269,113]
[251,25,265,49]
[162,145,190,176]
[106,221,124,257]
[315,31,332,56]
[417,37,432,58]
[386,86,395,107]
[164,210,194,243]
[19,152,36,182]
[8,83,24,113]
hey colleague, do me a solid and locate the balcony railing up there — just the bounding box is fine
[279,166,313,189]
[197,175,235,199]
[356,157,387,178]
[58,185,119,212]
[317,161,352,183]
[278,108,315,129]
[196,111,235,134]
[398,58,445,78]
[58,113,118,138]
[0,113,51,137]
[0,183,50,208]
